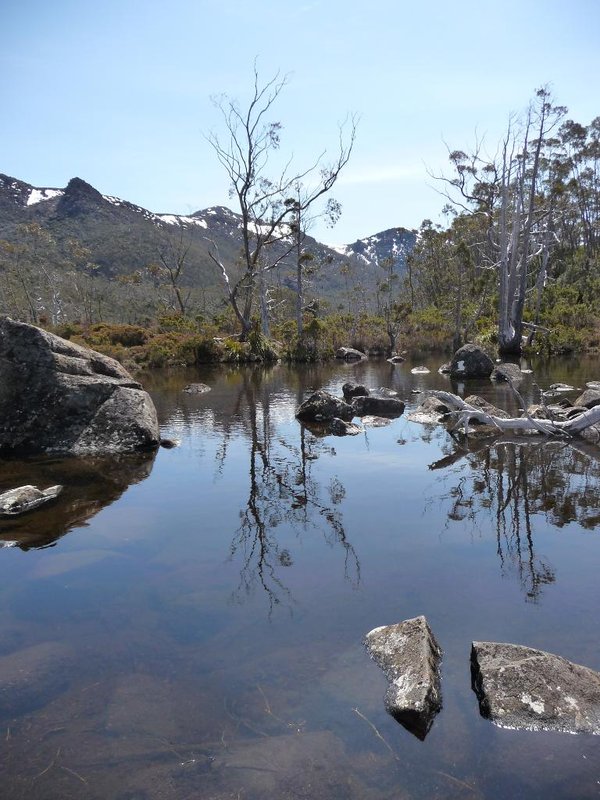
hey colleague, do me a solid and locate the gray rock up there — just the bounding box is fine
[411,365,430,374]
[450,343,494,379]
[585,381,600,391]
[0,485,62,516]
[330,417,362,436]
[549,383,577,393]
[491,363,523,383]
[0,317,159,455]
[335,346,366,361]
[365,616,442,740]
[182,382,211,394]
[471,641,600,735]
[376,387,399,397]
[0,641,73,716]
[342,382,369,400]
[296,390,354,422]
[352,395,405,418]
[361,415,392,427]
[387,355,405,363]
[574,388,600,409]
[406,395,451,424]
[464,395,510,420]
[438,363,451,374]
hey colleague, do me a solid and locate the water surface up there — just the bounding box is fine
[0,356,599,799]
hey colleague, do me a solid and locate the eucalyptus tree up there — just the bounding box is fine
[435,88,567,355]
[207,66,356,339]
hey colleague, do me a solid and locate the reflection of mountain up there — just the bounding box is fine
[0,452,156,550]
[431,435,600,601]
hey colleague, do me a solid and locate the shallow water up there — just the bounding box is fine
[0,355,599,799]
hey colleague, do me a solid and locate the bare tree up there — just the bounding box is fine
[207,65,356,339]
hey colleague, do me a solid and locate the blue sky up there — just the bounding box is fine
[2,0,599,243]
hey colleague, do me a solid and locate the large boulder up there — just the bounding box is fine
[365,616,442,740]
[296,390,354,422]
[0,317,159,455]
[471,641,600,735]
[449,343,494,379]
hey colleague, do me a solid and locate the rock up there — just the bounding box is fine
[491,363,523,383]
[159,438,180,448]
[352,395,405,418]
[449,343,494,379]
[0,485,62,516]
[330,418,362,436]
[342,382,369,400]
[585,381,600,390]
[0,317,159,455]
[335,346,366,361]
[182,382,211,394]
[549,383,577,393]
[365,616,442,740]
[411,366,430,374]
[0,641,73,716]
[464,395,510,420]
[407,395,451,424]
[387,355,405,363]
[377,387,399,397]
[574,388,600,409]
[361,415,392,427]
[296,390,354,422]
[438,363,451,374]
[471,642,600,735]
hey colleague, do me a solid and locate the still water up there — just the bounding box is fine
[0,356,599,799]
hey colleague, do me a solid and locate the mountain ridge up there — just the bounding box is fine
[0,172,417,313]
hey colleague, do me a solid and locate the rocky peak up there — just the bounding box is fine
[56,177,105,217]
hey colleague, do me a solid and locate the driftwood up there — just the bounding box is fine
[429,390,600,437]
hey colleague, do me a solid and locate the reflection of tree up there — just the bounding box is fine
[220,369,359,611]
[430,436,600,602]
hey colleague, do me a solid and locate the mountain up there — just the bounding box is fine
[0,173,416,314]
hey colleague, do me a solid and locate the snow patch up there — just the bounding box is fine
[27,188,63,206]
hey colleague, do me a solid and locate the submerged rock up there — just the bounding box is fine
[0,317,159,455]
[296,390,354,422]
[182,382,211,394]
[0,641,73,716]
[471,641,600,735]
[352,395,405,418]
[411,366,430,374]
[387,354,405,363]
[0,485,62,516]
[450,343,494,379]
[365,616,442,740]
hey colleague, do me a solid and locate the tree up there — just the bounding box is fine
[207,65,355,339]
[435,88,567,355]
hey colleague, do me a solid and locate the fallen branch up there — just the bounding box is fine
[429,391,600,437]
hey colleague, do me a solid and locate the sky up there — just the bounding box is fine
[2,0,600,244]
